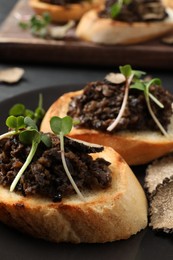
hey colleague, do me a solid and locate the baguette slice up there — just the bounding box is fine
[0,145,147,243]
[40,90,173,165]
[29,0,104,23]
[162,0,173,9]
[75,8,173,45]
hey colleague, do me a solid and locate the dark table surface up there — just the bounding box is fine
[1,1,173,260]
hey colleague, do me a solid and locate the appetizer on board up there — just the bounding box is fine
[0,116,147,243]
[29,0,105,23]
[41,65,173,165]
[76,0,173,44]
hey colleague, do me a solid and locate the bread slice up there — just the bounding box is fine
[162,0,173,9]
[29,0,104,23]
[40,90,173,165]
[0,145,147,243]
[75,8,173,45]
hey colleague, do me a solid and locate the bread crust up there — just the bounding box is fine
[75,9,173,44]
[162,0,173,9]
[0,146,147,243]
[40,90,173,165]
[29,0,104,23]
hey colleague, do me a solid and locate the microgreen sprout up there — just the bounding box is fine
[0,116,25,140]
[130,78,168,137]
[9,94,45,126]
[50,116,85,201]
[110,0,132,18]
[0,115,51,192]
[107,65,136,131]
[19,12,51,38]
[107,64,168,136]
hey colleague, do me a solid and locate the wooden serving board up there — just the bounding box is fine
[1,0,173,69]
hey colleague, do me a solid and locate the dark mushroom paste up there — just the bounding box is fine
[67,80,173,133]
[99,0,168,22]
[40,0,83,5]
[0,133,111,202]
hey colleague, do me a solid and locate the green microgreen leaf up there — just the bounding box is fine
[41,133,52,148]
[25,109,34,119]
[130,78,163,108]
[50,116,73,136]
[9,104,26,116]
[111,3,122,18]
[130,81,145,91]
[110,0,132,18]
[6,115,25,132]
[61,116,73,135]
[9,94,45,126]
[73,119,80,126]
[19,129,40,145]
[50,116,62,135]
[24,116,38,130]
[120,65,146,79]
[119,64,132,78]
[146,78,161,89]
[50,116,84,200]
[132,70,146,79]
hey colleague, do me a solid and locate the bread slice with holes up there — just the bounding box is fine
[40,90,173,165]
[0,145,147,243]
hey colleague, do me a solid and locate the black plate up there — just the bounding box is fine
[0,85,173,260]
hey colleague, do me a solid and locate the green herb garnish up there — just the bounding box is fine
[110,0,132,18]
[0,113,83,200]
[130,78,168,136]
[107,65,136,131]
[107,65,167,136]
[19,12,51,38]
[9,94,45,126]
[50,116,85,200]
[0,115,51,192]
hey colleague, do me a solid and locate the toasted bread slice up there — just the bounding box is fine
[75,8,173,45]
[40,90,173,165]
[29,0,104,23]
[162,0,173,9]
[0,145,147,243]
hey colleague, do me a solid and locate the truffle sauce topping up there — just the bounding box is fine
[99,0,168,22]
[0,133,112,202]
[67,80,173,133]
